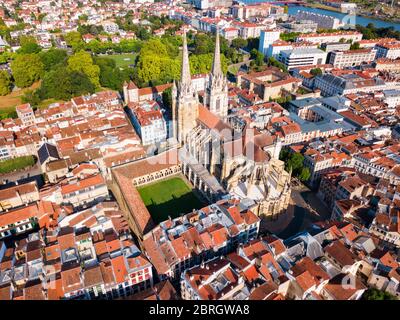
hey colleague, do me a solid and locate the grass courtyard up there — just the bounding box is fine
[0,155,36,174]
[106,53,137,68]
[137,177,206,224]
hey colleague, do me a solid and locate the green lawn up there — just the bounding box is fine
[106,53,137,68]
[0,155,36,174]
[138,177,206,224]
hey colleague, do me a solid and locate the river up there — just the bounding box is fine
[241,1,400,31]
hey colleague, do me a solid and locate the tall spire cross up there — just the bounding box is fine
[180,29,191,86]
[212,27,222,77]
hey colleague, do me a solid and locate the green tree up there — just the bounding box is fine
[0,70,12,96]
[21,89,42,106]
[94,57,127,90]
[135,38,181,86]
[65,31,84,51]
[136,27,151,40]
[190,53,228,75]
[362,288,397,300]
[247,37,259,51]
[250,49,264,66]
[298,167,311,182]
[38,65,95,100]
[280,150,308,180]
[39,48,67,71]
[286,152,304,173]
[17,35,41,54]
[268,57,287,71]
[67,50,100,88]
[11,53,44,88]
[310,68,323,76]
[232,37,248,49]
[193,33,214,54]
[350,42,361,50]
[280,32,300,42]
[140,38,169,57]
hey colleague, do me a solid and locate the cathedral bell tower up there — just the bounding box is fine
[172,30,199,145]
[206,28,229,118]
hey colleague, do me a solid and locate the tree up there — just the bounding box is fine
[136,27,151,41]
[94,57,127,90]
[310,68,323,76]
[232,37,248,50]
[193,33,214,54]
[38,65,95,100]
[65,31,84,51]
[250,49,264,66]
[0,70,12,96]
[286,152,304,174]
[141,38,170,57]
[280,32,300,42]
[280,150,309,181]
[136,38,180,86]
[298,167,311,182]
[67,51,100,88]
[39,48,67,71]
[362,288,397,300]
[268,57,287,71]
[246,37,259,51]
[190,53,228,75]
[21,89,42,106]
[11,53,44,88]
[17,35,41,54]
[350,42,361,50]
[136,54,180,87]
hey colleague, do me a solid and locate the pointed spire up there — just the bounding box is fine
[180,29,191,86]
[212,26,222,77]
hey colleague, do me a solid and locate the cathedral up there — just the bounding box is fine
[172,29,292,221]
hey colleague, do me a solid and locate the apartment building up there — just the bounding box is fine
[328,49,377,69]
[127,100,168,146]
[314,70,394,97]
[296,31,363,45]
[16,103,35,127]
[258,29,281,56]
[296,11,342,30]
[0,181,40,212]
[321,42,351,53]
[278,48,327,70]
[60,174,109,208]
[375,42,400,60]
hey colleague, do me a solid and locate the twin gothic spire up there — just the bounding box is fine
[179,28,222,88]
